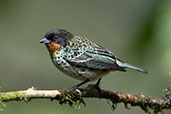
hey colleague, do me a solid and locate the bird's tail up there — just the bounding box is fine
[116,59,148,74]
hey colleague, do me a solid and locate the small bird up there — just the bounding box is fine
[40,29,147,89]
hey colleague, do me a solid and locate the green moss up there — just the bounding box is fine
[0,91,28,102]
[111,103,117,111]
[54,89,86,108]
[107,99,118,111]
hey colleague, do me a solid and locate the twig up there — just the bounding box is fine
[0,85,170,114]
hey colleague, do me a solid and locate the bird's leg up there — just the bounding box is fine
[95,78,102,94]
[73,79,90,89]
[51,79,90,101]
[72,79,90,96]
[96,78,101,87]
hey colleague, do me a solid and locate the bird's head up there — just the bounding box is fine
[40,29,74,47]
[40,29,74,55]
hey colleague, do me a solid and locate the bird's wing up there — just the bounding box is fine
[64,43,125,71]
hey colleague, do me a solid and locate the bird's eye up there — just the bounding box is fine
[54,36,59,40]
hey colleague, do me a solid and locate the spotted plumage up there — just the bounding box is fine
[40,29,147,88]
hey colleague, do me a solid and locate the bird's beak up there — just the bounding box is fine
[40,38,51,44]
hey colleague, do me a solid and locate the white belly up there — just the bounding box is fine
[52,56,110,81]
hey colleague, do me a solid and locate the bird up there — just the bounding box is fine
[40,29,147,90]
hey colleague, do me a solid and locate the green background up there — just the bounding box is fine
[0,0,170,114]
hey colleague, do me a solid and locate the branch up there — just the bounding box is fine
[0,85,170,114]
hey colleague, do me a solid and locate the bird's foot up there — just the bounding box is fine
[74,88,82,96]
[71,86,82,96]
[95,84,103,94]
[72,86,82,96]
[95,78,103,94]
[87,83,103,94]
[71,79,90,96]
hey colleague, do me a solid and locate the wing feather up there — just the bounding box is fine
[64,38,125,71]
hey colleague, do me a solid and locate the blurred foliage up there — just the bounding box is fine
[0,0,170,114]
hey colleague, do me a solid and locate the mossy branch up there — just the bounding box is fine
[0,85,170,114]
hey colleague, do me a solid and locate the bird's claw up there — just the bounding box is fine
[95,84,103,94]
[74,88,82,96]
[87,84,103,94]
[71,86,82,96]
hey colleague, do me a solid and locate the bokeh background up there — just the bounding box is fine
[0,0,170,114]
